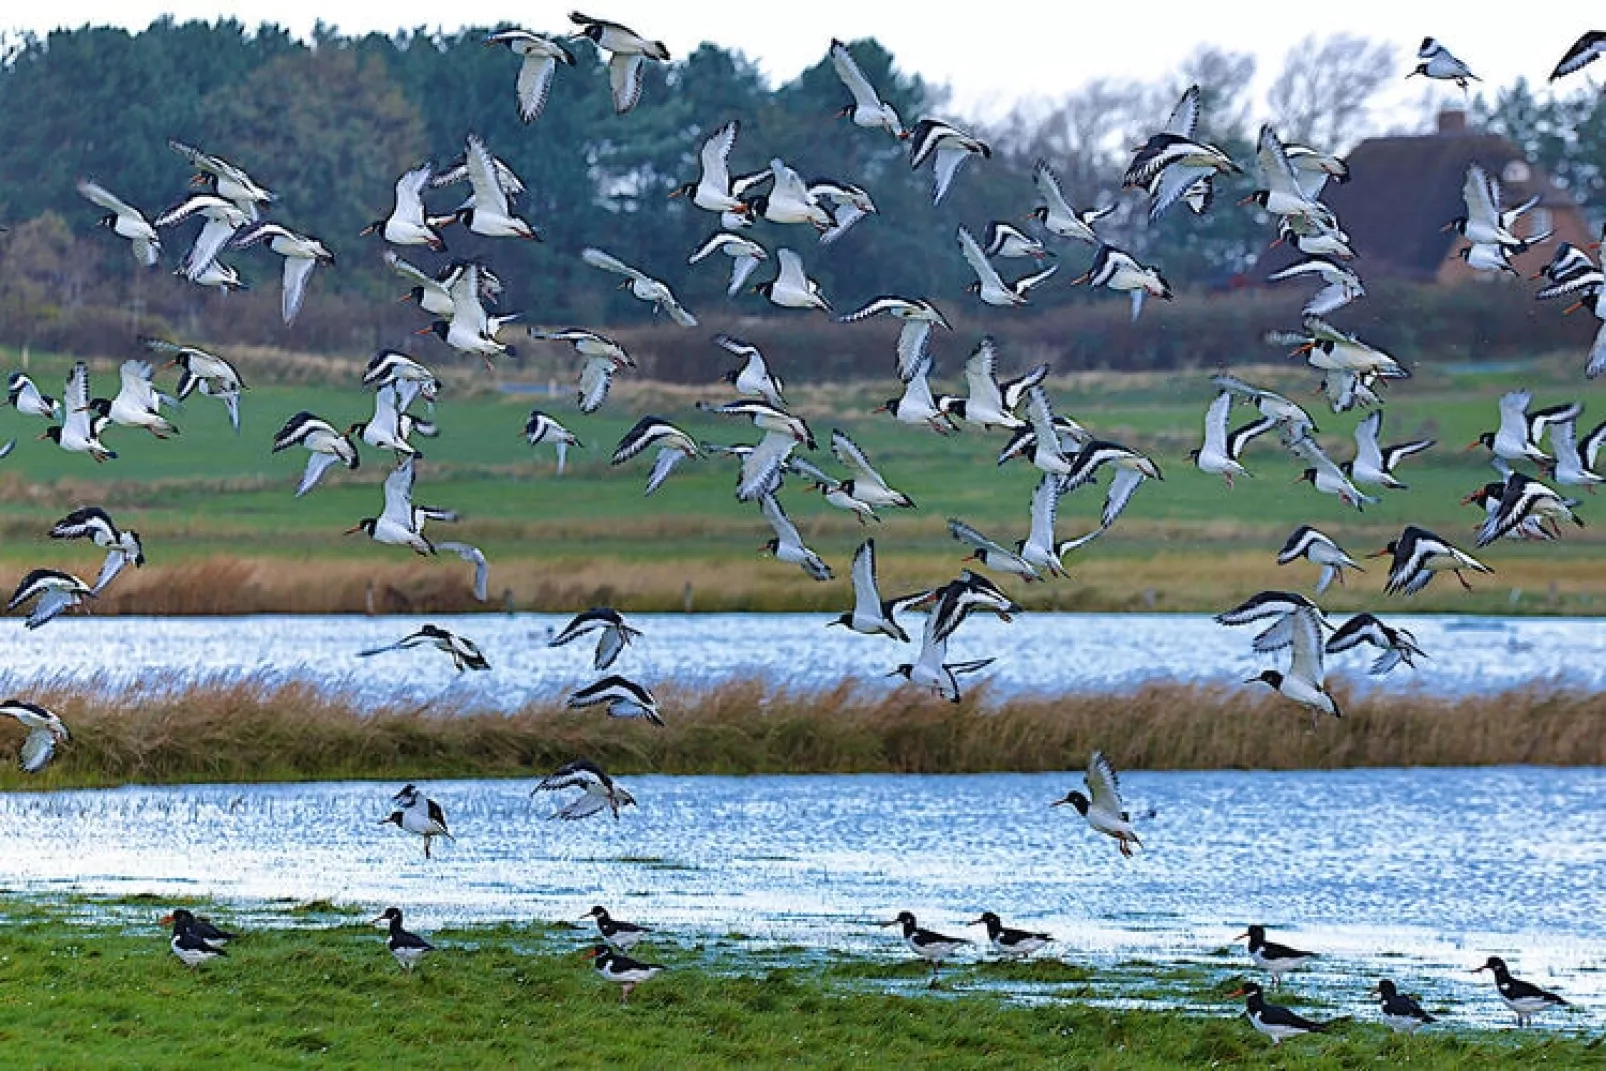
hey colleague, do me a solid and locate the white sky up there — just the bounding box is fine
[5,3,1601,124]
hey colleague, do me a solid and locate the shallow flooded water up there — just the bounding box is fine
[1,766,1600,1029]
[1,611,1600,708]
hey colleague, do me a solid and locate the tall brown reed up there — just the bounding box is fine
[3,674,1602,789]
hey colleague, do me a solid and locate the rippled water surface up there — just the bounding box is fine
[3,612,1601,707]
[1,767,1601,1028]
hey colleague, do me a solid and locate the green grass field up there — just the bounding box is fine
[2,346,1603,613]
[0,896,1596,1069]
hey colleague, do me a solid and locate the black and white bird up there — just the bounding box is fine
[1211,374,1317,439]
[98,359,179,440]
[42,362,116,462]
[381,783,455,858]
[273,412,359,497]
[754,157,830,230]
[1473,956,1569,1027]
[1219,593,1340,729]
[688,233,768,298]
[7,568,95,630]
[829,539,917,642]
[1348,410,1434,490]
[1123,84,1239,221]
[1027,160,1112,245]
[372,907,434,971]
[1276,526,1361,595]
[161,908,236,948]
[967,912,1052,959]
[1053,750,1143,857]
[361,162,446,251]
[890,599,996,704]
[1550,31,1606,83]
[581,247,696,326]
[549,608,642,672]
[584,945,665,1004]
[755,247,831,312]
[483,28,575,122]
[811,179,878,245]
[948,517,1040,583]
[1374,525,1492,597]
[1266,257,1364,317]
[829,38,905,139]
[907,118,990,205]
[1327,613,1426,675]
[1549,415,1606,493]
[982,220,1048,261]
[611,416,701,496]
[582,906,650,952]
[1060,439,1164,533]
[529,328,633,413]
[827,430,913,515]
[837,296,951,383]
[1018,474,1086,578]
[669,119,753,220]
[1475,471,1582,547]
[1288,433,1379,511]
[711,335,785,408]
[345,456,457,556]
[568,11,669,114]
[1409,37,1480,90]
[154,192,250,281]
[1073,245,1171,322]
[759,493,831,581]
[1,699,69,773]
[533,759,636,821]
[878,911,969,985]
[1189,391,1276,488]
[1247,125,1340,233]
[231,221,335,325]
[1230,981,1329,1046]
[957,224,1057,307]
[77,179,160,266]
[162,911,227,970]
[48,506,144,594]
[1237,926,1317,988]
[443,134,540,242]
[1471,389,1578,465]
[145,337,246,433]
[523,410,580,475]
[8,372,59,419]
[940,337,1045,432]
[358,623,489,672]
[168,138,274,220]
[1373,979,1436,1034]
[567,676,662,726]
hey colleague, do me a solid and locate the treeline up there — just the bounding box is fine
[0,21,1601,377]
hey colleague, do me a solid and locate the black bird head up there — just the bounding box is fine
[1246,670,1285,690]
[1052,790,1090,815]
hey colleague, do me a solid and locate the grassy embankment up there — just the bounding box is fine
[0,347,1603,615]
[2,675,1602,789]
[0,896,1596,1069]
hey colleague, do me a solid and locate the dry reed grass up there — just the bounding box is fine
[35,547,1606,616]
[3,674,1601,789]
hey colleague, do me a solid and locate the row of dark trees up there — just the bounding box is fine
[0,21,1600,375]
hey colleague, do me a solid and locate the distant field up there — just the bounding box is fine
[1,346,1603,614]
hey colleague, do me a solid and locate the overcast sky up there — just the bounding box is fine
[5,3,1600,123]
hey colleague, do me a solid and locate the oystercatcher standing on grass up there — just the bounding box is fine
[1473,956,1569,1027]
[584,945,665,1003]
[879,912,969,986]
[373,907,434,971]
[1373,979,1436,1034]
[162,911,227,970]
[1230,981,1330,1046]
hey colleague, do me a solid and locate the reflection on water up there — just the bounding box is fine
[0,766,1601,1028]
[0,612,1600,709]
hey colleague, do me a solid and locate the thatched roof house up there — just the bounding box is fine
[1256,110,1593,283]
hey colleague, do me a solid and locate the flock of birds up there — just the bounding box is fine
[4,14,1602,1041]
